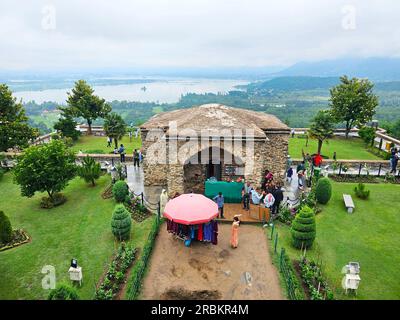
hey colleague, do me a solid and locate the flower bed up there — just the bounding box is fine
[298,256,334,300]
[125,195,152,222]
[94,243,137,300]
[0,229,30,252]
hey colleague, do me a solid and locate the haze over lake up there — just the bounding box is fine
[13,78,249,104]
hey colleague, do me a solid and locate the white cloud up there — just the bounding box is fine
[1,0,400,70]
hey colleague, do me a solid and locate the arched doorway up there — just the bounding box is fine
[183,147,244,194]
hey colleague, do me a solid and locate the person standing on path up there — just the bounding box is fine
[242,181,251,210]
[118,144,126,162]
[272,184,284,216]
[133,149,140,168]
[159,189,169,216]
[230,216,240,248]
[213,192,225,219]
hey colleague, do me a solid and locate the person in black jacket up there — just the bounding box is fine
[272,183,284,216]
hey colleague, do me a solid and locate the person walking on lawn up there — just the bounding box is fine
[213,192,225,219]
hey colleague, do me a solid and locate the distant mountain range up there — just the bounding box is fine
[245,76,400,93]
[270,57,400,81]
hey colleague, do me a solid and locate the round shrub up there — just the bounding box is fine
[112,181,129,203]
[111,204,132,241]
[0,211,12,244]
[315,177,332,204]
[47,284,79,300]
[291,205,316,249]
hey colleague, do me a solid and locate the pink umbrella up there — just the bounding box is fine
[163,193,219,225]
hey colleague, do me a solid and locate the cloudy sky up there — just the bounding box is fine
[1,0,400,71]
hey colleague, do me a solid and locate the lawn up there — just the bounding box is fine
[288,136,380,160]
[0,173,155,300]
[270,181,400,300]
[70,134,142,154]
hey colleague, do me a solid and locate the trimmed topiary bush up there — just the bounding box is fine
[315,177,332,204]
[112,181,129,203]
[291,205,316,249]
[0,211,12,244]
[47,284,79,300]
[111,204,132,241]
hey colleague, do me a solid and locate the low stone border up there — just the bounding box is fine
[0,229,31,252]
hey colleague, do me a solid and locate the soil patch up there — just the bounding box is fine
[161,287,221,300]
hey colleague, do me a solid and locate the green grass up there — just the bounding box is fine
[288,136,380,160]
[269,181,400,300]
[0,173,154,300]
[70,135,142,154]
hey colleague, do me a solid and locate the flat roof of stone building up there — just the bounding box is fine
[140,104,289,138]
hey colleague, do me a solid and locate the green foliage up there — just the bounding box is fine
[315,177,332,204]
[77,156,102,186]
[53,115,80,141]
[0,84,38,152]
[104,112,127,149]
[0,211,12,244]
[354,183,370,199]
[308,110,335,154]
[279,249,304,300]
[291,205,316,249]
[47,284,79,300]
[126,217,160,299]
[40,193,67,209]
[0,167,4,181]
[112,180,129,203]
[299,256,334,300]
[330,76,379,138]
[62,80,111,134]
[13,140,76,205]
[94,243,137,300]
[111,204,132,241]
[358,126,376,145]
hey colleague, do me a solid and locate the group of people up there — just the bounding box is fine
[390,147,400,174]
[241,170,284,216]
[107,137,143,167]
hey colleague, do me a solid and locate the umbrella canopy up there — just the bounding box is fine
[163,193,219,225]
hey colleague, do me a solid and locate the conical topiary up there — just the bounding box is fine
[315,177,332,204]
[0,211,12,245]
[291,205,316,249]
[111,204,132,241]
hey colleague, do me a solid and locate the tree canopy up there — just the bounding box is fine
[308,110,335,155]
[62,80,111,135]
[53,114,80,141]
[329,76,378,138]
[104,112,127,148]
[13,140,76,202]
[0,84,38,152]
[77,156,102,186]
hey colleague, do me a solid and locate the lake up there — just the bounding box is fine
[13,78,249,104]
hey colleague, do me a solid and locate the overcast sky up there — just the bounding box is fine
[1,0,400,71]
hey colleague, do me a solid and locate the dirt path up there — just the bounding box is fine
[141,223,284,300]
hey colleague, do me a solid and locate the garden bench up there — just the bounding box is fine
[343,194,355,213]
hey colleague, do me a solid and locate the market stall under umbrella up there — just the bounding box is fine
[163,193,219,225]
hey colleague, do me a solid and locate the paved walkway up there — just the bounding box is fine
[126,165,163,210]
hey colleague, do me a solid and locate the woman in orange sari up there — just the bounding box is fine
[230,216,241,248]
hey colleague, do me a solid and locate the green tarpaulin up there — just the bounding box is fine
[204,180,244,203]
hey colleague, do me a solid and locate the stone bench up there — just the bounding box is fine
[343,194,355,213]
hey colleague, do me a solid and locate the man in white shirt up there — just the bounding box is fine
[251,188,263,205]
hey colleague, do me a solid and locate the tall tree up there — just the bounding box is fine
[0,84,38,151]
[104,112,126,149]
[329,76,378,138]
[54,114,80,141]
[13,140,76,203]
[308,110,335,155]
[62,80,111,135]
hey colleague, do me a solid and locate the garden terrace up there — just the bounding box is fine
[269,181,400,300]
[0,173,155,300]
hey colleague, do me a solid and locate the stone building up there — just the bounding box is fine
[140,104,289,196]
